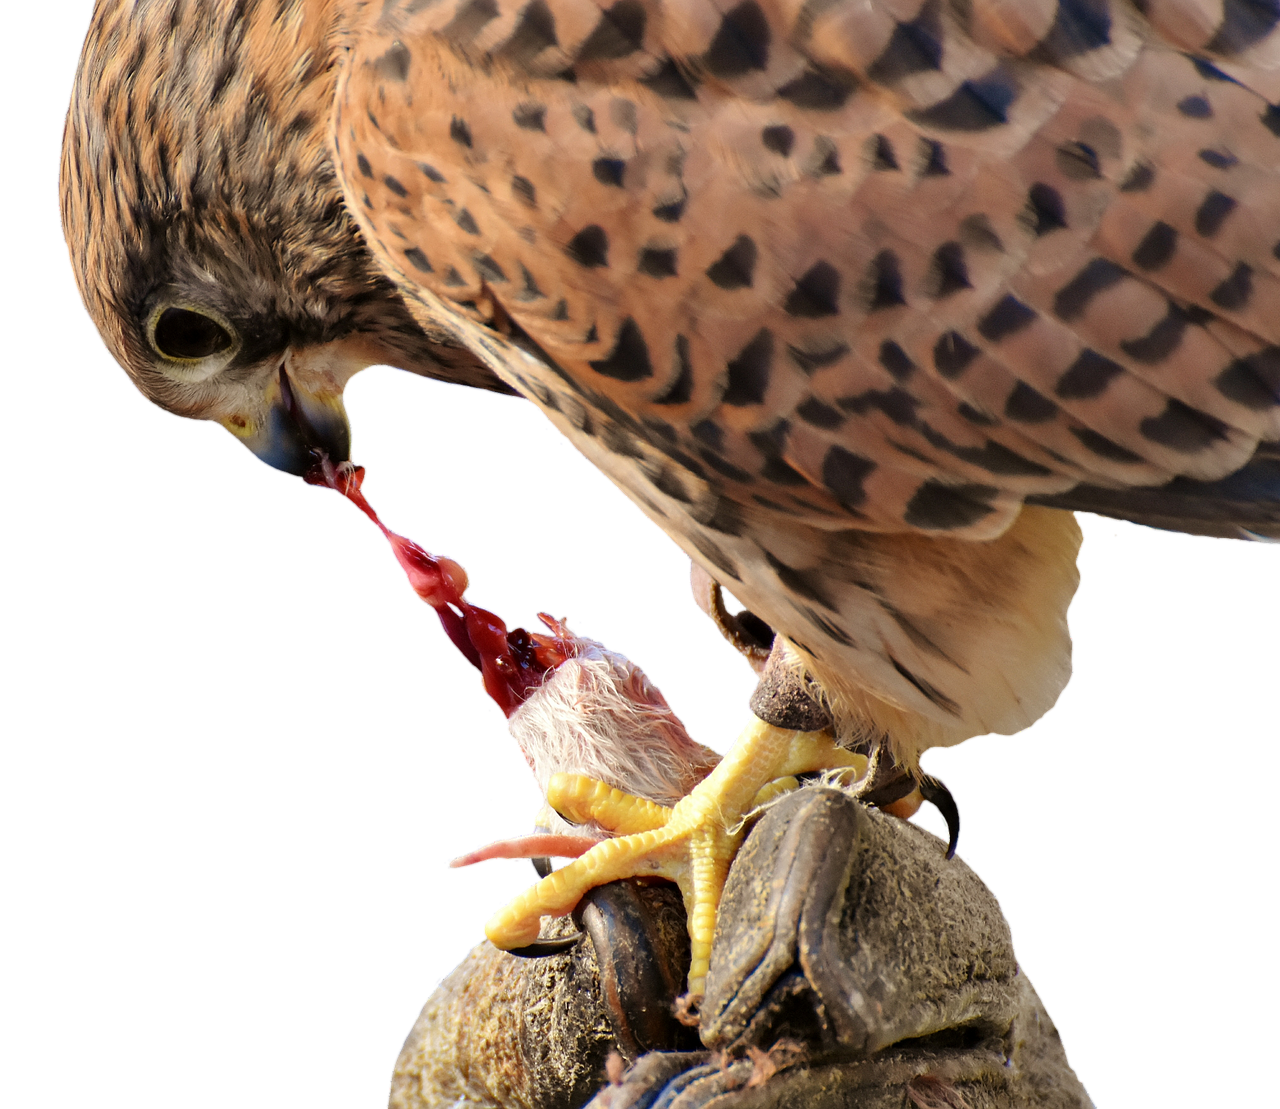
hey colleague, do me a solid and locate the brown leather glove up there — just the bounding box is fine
[391,789,1092,1109]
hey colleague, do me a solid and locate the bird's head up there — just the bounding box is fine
[60,0,511,475]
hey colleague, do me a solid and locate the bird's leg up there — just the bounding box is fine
[749,637,962,858]
[690,565,774,671]
[484,718,866,1000]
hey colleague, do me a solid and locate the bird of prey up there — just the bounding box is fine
[63,0,1280,998]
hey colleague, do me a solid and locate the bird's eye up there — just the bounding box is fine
[150,306,235,362]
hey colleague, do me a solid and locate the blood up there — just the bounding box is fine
[305,457,578,716]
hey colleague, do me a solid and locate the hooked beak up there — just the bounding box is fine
[221,362,353,476]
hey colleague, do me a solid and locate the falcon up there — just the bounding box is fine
[62,0,1280,999]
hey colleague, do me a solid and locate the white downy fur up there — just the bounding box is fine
[508,641,720,835]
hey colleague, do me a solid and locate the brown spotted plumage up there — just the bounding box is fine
[323,0,1280,751]
[61,0,1280,982]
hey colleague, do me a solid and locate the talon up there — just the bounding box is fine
[919,775,960,860]
[505,934,584,958]
[486,719,866,999]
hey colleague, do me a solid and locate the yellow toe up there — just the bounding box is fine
[546,773,672,834]
[487,719,867,998]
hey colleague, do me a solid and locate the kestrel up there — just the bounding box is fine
[63,0,1280,997]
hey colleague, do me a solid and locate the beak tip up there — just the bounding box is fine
[236,378,352,476]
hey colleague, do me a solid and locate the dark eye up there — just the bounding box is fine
[151,307,234,361]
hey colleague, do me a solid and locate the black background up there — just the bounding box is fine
[49,12,1269,1101]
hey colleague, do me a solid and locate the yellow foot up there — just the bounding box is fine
[484,719,867,999]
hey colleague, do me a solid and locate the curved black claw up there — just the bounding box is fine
[919,775,960,860]
[505,934,585,958]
